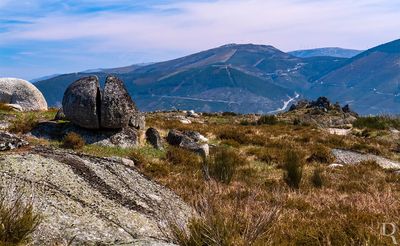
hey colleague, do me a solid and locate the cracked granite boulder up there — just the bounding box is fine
[0,146,192,245]
[62,76,145,130]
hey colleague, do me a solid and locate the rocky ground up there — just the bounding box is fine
[0,145,191,245]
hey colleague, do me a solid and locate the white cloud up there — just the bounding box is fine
[3,0,400,55]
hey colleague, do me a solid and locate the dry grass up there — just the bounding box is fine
[0,187,41,245]
[62,132,85,150]
[8,113,39,134]
[10,110,400,245]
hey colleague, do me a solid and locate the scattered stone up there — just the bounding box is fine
[327,128,351,136]
[0,146,192,245]
[62,76,101,129]
[187,110,200,118]
[183,130,208,143]
[101,76,138,129]
[328,163,344,168]
[54,108,66,121]
[167,129,209,157]
[0,131,29,151]
[146,128,164,150]
[0,78,48,111]
[332,149,400,170]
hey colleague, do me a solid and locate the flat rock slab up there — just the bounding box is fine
[30,121,139,148]
[327,128,351,136]
[332,149,400,170]
[0,146,191,245]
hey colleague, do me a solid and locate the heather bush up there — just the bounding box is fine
[62,132,85,150]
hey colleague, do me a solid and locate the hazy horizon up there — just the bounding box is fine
[1,0,399,80]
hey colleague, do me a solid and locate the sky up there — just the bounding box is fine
[0,0,399,80]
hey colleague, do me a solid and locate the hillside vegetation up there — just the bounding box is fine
[2,105,399,245]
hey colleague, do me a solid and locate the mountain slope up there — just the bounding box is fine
[289,47,363,58]
[309,39,400,114]
[36,44,346,113]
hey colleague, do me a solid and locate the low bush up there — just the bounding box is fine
[8,113,39,134]
[62,132,85,150]
[257,115,278,125]
[283,150,303,189]
[0,188,42,245]
[206,147,247,184]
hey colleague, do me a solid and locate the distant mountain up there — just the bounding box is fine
[31,74,60,83]
[36,44,346,113]
[289,47,363,58]
[309,39,400,115]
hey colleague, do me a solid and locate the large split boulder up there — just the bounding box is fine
[62,76,145,130]
[62,76,101,129]
[0,78,48,111]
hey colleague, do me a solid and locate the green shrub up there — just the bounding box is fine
[8,113,39,134]
[62,132,85,150]
[353,116,400,130]
[257,115,278,125]
[283,150,303,189]
[0,188,41,245]
[311,168,324,188]
[206,147,247,184]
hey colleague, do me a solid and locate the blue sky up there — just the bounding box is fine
[1,0,399,80]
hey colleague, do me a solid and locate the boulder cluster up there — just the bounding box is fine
[62,76,145,130]
[289,96,358,116]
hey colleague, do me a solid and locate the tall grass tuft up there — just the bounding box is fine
[169,189,280,246]
[206,147,247,184]
[8,113,39,134]
[0,187,41,245]
[283,150,303,189]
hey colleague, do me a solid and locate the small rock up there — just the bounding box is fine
[146,128,164,150]
[183,130,208,143]
[54,108,66,121]
[0,131,28,151]
[167,129,209,157]
[328,163,344,168]
[187,110,200,118]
